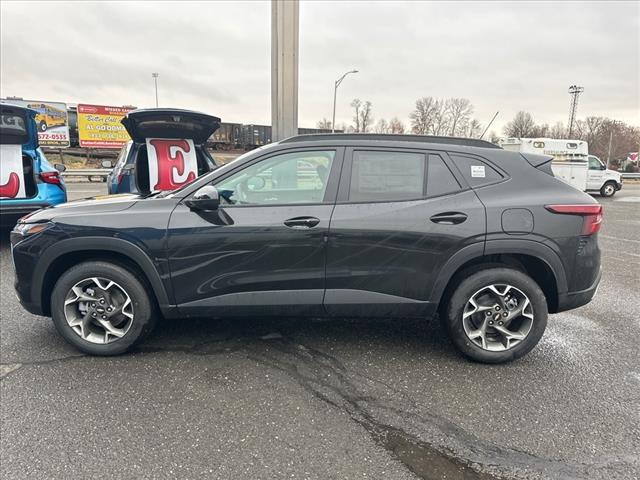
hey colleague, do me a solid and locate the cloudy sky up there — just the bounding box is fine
[1,1,638,134]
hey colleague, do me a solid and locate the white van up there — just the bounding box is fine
[500,138,622,197]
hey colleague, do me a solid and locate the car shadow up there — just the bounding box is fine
[138,314,456,360]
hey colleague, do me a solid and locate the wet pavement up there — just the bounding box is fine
[1,183,639,479]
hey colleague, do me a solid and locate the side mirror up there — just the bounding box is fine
[54,163,66,173]
[101,160,113,168]
[247,176,266,191]
[601,163,607,171]
[185,185,220,211]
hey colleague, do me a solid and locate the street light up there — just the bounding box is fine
[152,72,159,107]
[331,69,358,133]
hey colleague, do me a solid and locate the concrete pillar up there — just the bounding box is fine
[271,0,299,141]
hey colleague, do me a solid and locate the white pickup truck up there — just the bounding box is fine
[500,138,623,197]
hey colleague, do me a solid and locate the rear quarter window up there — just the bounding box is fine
[451,154,502,187]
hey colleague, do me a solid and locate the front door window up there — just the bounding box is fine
[215,150,335,205]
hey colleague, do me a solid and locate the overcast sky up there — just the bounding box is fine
[1,1,638,134]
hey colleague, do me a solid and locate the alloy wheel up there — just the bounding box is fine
[462,284,534,351]
[63,277,134,344]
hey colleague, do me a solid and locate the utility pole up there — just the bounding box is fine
[152,72,159,107]
[331,70,358,133]
[567,85,584,137]
[271,0,299,141]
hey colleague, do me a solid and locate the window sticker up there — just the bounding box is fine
[146,138,198,191]
[0,144,26,199]
[470,165,486,178]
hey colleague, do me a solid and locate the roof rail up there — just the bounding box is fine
[280,133,502,149]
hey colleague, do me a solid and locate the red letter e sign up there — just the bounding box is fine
[146,138,198,191]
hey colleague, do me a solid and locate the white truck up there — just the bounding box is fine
[500,137,623,197]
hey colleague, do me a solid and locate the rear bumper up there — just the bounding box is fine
[556,268,601,312]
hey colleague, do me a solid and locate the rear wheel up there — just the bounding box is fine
[39,120,47,132]
[600,182,616,197]
[442,268,547,363]
[51,261,156,355]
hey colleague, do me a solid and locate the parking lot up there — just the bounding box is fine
[1,183,639,479]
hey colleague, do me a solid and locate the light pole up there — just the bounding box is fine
[152,72,159,107]
[331,69,358,133]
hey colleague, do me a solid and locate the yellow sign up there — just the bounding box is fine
[77,104,134,149]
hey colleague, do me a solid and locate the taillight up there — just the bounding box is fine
[545,204,603,235]
[40,171,61,185]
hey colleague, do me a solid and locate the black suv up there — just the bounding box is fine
[11,133,602,363]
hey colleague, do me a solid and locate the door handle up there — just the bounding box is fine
[284,216,321,229]
[430,212,468,225]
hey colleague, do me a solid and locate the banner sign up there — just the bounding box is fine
[146,138,197,191]
[0,144,26,198]
[0,99,70,147]
[77,104,134,148]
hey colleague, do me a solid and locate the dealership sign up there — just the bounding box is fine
[0,98,70,147]
[77,104,134,148]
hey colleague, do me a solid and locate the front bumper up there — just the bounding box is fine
[557,268,601,312]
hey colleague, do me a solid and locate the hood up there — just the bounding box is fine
[0,103,39,151]
[21,193,141,223]
[121,108,221,144]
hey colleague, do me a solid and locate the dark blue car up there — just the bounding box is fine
[107,108,221,195]
[0,104,67,227]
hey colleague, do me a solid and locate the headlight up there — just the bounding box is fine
[10,222,53,245]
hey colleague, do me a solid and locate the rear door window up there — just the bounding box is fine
[348,150,425,202]
[450,154,502,187]
[426,154,461,197]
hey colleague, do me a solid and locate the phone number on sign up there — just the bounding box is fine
[39,133,68,140]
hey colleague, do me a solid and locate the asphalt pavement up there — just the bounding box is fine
[1,183,639,480]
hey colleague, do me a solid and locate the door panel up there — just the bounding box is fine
[325,148,485,317]
[325,190,485,316]
[167,203,332,316]
[166,147,343,317]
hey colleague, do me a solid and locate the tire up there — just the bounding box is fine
[39,121,47,132]
[51,261,156,355]
[442,267,548,364]
[600,182,616,197]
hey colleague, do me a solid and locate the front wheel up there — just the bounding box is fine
[442,268,548,363]
[39,120,47,132]
[600,182,616,197]
[51,261,156,355]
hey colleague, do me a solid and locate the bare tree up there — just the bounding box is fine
[430,100,449,136]
[374,118,390,134]
[549,121,566,138]
[351,98,362,132]
[409,97,437,134]
[360,101,373,133]
[389,117,405,134]
[316,118,332,130]
[503,111,536,138]
[446,98,474,136]
[531,123,550,137]
[465,119,483,138]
